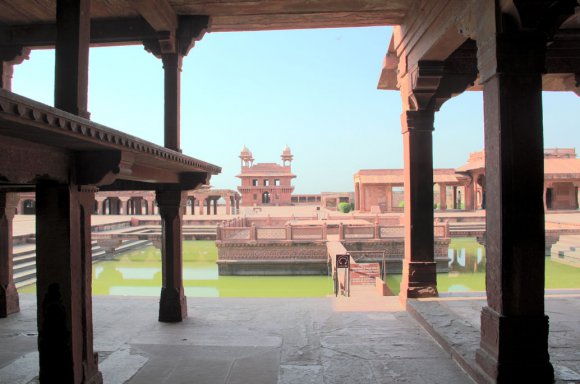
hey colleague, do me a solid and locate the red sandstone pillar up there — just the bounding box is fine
[475,30,552,383]
[0,192,19,317]
[156,189,187,322]
[213,199,218,215]
[453,186,458,209]
[36,183,102,383]
[385,186,393,212]
[465,179,475,210]
[206,198,211,215]
[54,0,90,118]
[225,197,231,215]
[162,53,182,151]
[439,183,447,211]
[198,198,203,215]
[118,196,129,215]
[400,110,437,300]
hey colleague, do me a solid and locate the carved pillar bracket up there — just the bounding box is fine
[0,192,19,317]
[408,61,444,111]
[156,189,187,322]
[400,110,437,301]
[0,45,31,90]
[475,24,553,383]
[142,16,210,151]
[36,182,102,384]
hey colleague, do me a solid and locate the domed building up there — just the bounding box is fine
[236,146,296,206]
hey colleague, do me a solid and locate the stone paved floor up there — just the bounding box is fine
[0,294,474,384]
[408,292,580,384]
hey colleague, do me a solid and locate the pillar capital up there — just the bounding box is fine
[143,15,210,57]
[401,110,435,134]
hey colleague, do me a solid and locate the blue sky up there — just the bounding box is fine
[12,27,579,193]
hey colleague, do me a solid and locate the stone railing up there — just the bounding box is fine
[217,221,450,243]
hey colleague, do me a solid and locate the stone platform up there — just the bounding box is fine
[0,294,473,384]
[407,291,580,384]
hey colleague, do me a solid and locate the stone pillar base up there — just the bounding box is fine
[0,283,19,317]
[159,287,187,322]
[476,306,553,383]
[85,361,103,384]
[400,261,438,300]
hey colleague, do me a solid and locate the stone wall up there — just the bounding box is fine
[216,241,328,275]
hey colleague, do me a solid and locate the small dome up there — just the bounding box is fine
[240,145,251,156]
[282,145,292,155]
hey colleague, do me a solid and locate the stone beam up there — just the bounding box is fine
[128,0,178,53]
[0,19,158,48]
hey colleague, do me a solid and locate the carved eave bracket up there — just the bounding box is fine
[75,150,134,186]
[98,171,210,192]
[143,16,211,58]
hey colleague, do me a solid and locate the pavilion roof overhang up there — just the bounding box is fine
[377,13,580,94]
[0,89,221,191]
[0,0,411,38]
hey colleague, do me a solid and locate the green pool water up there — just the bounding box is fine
[19,238,580,297]
[20,241,334,298]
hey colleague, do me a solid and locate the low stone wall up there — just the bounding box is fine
[216,242,328,275]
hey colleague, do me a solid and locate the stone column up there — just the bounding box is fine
[206,198,211,215]
[400,110,437,300]
[156,189,187,322]
[118,196,129,215]
[94,196,106,215]
[213,198,218,215]
[453,186,458,209]
[36,182,102,383]
[54,0,90,118]
[386,185,393,212]
[0,192,19,317]
[543,185,548,211]
[225,196,231,215]
[439,183,447,211]
[465,179,475,210]
[475,30,552,382]
[162,53,182,151]
[198,198,204,215]
[354,183,360,211]
[235,197,240,214]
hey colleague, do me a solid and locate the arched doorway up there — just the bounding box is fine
[22,199,36,214]
[262,191,271,204]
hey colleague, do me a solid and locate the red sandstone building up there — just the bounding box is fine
[355,148,580,213]
[236,145,296,206]
[1,2,578,384]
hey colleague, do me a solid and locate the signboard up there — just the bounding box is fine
[336,254,350,269]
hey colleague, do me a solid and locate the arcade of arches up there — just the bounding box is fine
[13,189,241,216]
[0,1,579,383]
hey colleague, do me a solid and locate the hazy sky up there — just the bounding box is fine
[12,27,579,193]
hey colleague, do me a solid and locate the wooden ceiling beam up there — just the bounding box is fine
[0,18,158,48]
